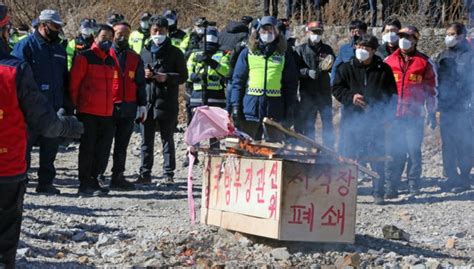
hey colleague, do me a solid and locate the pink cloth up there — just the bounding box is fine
[184,106,234,146]
[184,106,234,223]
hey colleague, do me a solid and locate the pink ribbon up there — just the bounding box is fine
[187,152,196,224]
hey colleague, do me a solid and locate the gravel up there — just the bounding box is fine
[18,121,473,268]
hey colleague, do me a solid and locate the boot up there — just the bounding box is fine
[135,174,152,184]
[36,184,60,195]
[110,173,135,191]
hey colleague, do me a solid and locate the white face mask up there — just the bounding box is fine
[382,32,399,44]
[445,35,458,48]
[80,27,94,38]
[167,18,176,26]
[399,38,413,50]
[140,21,149,30]
[355,48,370,62]
[206,34,218,43]
[260,32,275,44]
[151,34,166,45]
[196,27,205,35]
[309,34,321,43]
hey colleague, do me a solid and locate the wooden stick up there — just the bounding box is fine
[263,117,380,179]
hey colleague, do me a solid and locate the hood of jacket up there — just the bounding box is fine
[224,21,249,34]
[248,30,287,55]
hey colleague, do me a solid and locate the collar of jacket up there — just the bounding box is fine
[91,42,111,60]
[449,39,471,53]
[150,38,171,54]
[394,47,418,59]
[351,54,383,69]
[33,30,49,46]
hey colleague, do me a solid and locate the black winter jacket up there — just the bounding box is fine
[332,55,398,119]
[436,40,474,112]
[294,41,334,102]
[140,39,188,121]
[218,21,249,52]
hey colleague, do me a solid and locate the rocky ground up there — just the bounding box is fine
[17,123,473,268]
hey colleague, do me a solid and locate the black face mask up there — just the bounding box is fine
[352,35,360,44]
[45,25,60,42]
[115,36,128,50]
[98,40,112,52]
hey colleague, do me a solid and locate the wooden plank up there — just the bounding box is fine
[263,117,379,179]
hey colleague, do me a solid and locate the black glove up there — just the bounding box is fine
[427,112,437,130]
[232,106,243,128]
[204,58,219,69]
[59,116,84,139]
[190,73,201,83]
[196,54,219,69]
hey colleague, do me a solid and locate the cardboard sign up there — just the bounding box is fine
[201,155,358,243]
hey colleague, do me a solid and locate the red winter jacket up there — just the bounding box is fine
[384,48,438,117]
[0,63,27,179]
[110,48,139,104]
[70,43,117,117]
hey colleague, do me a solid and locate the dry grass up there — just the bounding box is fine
[5,0,469,37]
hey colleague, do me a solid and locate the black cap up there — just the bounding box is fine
[356,35,379,50]
[140,12,152,21]
[241,16,253,25]
[149,15,168,28]
[107,13,124,27]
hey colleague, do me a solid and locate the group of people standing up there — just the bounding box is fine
[1,2,473,267]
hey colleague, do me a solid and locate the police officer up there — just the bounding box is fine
[163,10,187,51]
[12,9,70,195]
[129,12,151,54]
[187,28,229,111]
[230,16,298,141]
[66,18,97,70]
[137,16,188,185]
[0,5,83,267]
[185,28,230,165]
[106,13,125,27]
[183,17,208,60]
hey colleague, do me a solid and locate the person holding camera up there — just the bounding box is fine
[137,16,188,186]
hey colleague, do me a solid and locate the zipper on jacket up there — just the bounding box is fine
[263,57,268,94]
[121,52,127,102]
